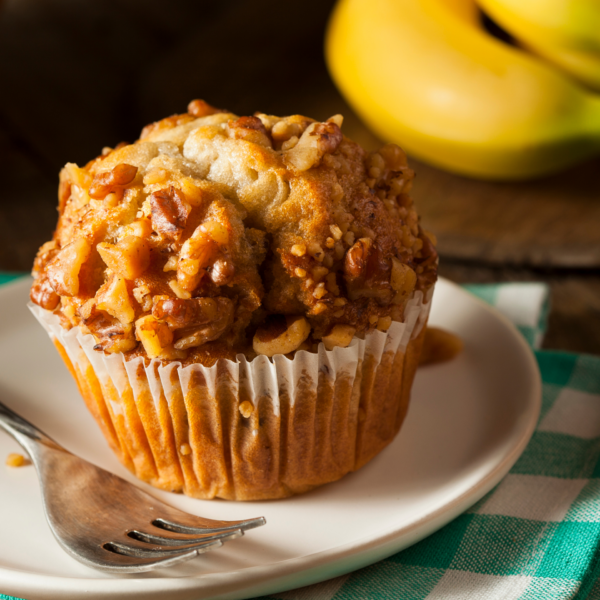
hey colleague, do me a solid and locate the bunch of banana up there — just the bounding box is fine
[325,0,600,180]
[478,0,600,91]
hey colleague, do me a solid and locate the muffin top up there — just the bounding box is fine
[30,100,437,365]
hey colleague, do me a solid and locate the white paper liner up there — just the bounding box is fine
[29,288,432,500]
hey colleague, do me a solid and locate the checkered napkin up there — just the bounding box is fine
[1,277,599,600]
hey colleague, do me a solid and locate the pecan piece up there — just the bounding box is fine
[149,187,192,241]
[30,276,60,310]
[88,164,138,199]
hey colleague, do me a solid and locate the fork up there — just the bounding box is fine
[0,399,265,573]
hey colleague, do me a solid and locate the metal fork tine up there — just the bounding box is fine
[104,539,222,559]
[153,516,266,535]
[127,528,243,546]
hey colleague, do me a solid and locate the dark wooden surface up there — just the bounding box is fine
[0,0,598,354]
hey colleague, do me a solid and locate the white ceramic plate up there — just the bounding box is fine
[0,277,540,600]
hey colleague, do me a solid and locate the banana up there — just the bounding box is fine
[477,0,600,91]
[325,0,600,180]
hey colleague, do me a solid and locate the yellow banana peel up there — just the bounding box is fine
[325,0,600,180]
[478,0,600,90]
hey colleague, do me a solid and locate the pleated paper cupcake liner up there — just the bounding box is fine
[30,288,432,500]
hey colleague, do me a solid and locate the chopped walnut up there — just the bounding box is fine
[30,276,60,310]
[344,239,393,304]
[209,256,235,286]
[46,238,91,297]
[135,315,173,359]
[95,275,135,325]
[149,187,192,241]
[177,226,220,291]
[390,258,417,305]
[97,236,150,281]
[227,116,272,148]
[344,238,372,280]
[153,296,219,329]
[155,297,235,350]
[85,310,137,353]
[285,121,343,171]
[88,164,138,200]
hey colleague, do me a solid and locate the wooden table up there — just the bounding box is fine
[1,0,598,354]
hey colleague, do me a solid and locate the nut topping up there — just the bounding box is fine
[284,120,343,171]
[97,236,150,281]
[344,238,372,280]
[89,164,138,200]
[149,187,192,241]
[253,315,311,357]
[227,116,272,147]
[46,238,91,297]
[30,276,60,311]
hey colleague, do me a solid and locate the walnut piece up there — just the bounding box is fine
[227,116,272,148]
[344,238,372,280]
[390,258,417,305]
[46,238,91,297]
[30,276,60,310]
[97,236,150,280]
[84,310,137,353]
[135,315,173,359]
[285,121,343,171]
[95,275,135,325]
[149,187,192,241]
[177,225,220,291]
[165,297,235,350]
[89,164,138,200]
[209,257,235,286]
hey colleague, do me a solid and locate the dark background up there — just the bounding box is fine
[1,0,598,353]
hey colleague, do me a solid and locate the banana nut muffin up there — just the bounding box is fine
[29,100,437,500]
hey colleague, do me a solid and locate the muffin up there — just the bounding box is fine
[29,100,437,500]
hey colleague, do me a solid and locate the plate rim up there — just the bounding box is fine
[0,276,542,600]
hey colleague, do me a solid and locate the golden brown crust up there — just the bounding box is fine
[31,100,437,365]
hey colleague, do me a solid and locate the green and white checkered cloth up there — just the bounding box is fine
[1,276,599,600]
